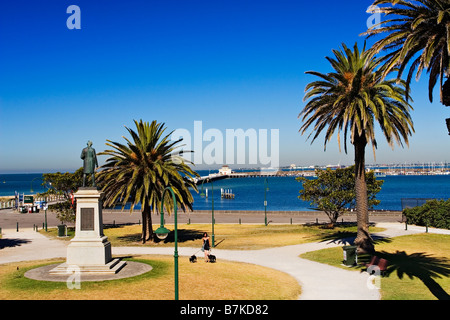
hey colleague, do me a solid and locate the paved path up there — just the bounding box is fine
[0,222,448,300]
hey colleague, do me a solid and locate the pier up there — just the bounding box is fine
[192,171,283,185]
[191,161,450,186]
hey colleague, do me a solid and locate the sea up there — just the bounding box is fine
[1,170,450,211]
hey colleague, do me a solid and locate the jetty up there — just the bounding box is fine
[190,161,450,186]
[192,171,286,185]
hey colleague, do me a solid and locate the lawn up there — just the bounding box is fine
[0,255,301,300]
[300,233,450,300]
[42,223,383,250]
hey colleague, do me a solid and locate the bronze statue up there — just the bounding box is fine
[81,140,98,187]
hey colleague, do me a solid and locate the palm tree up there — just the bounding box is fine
[96,119,199,243]
[363,0,450,105]
[299,43,414,254]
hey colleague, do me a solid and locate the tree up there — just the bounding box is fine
[96,120,199,243]
[299,43,414,254]
[297,167,383,225]
[42,167,83,200]
[363,0,450,105]
[51,200,76,225]
[41,168,83,225]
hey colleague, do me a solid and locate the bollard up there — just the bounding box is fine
[290,218,292,225]
[239,218,241,225]
[16,222,19,232]
[113,220,115,227]
[188,218,191,225]
[316,218,318,224]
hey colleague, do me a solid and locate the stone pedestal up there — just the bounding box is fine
[50,188,125,275]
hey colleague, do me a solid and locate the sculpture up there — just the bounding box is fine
[81,140,98,187]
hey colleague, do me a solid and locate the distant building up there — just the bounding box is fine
[219,165,232,175]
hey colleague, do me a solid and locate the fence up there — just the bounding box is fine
[0,194,65,210]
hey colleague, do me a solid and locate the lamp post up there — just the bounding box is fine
[44,205,48,232]
[210,178,215,248]
[200,179,205,197]
[264,178,269,226]
[31,177,50,231]
[154,187,179,300]
[201,178,215,247]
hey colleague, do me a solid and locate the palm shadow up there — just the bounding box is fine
[0,238,31,249]
[377,250,450,300]
[154,229,204,244]
[318,230,393,246]
[116,229,204,244]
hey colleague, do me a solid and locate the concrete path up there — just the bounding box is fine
[1,223,448,300]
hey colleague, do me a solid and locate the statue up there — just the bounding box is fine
[81,140,98,187]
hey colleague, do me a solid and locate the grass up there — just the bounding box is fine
[41,223,383,250]
[10,223,450,299]
[300,233,450,300]
[0,255,301,300]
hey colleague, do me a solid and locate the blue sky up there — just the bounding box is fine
[0,0,448,173]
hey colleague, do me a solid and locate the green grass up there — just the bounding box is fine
[0,256,301,300]
[41,223,383,250]
[300,233,450,300]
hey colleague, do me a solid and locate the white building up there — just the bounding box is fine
[219,165,232,175]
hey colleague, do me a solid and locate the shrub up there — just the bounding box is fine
[403,199,450,229]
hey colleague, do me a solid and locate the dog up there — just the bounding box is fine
[208,254,216,263]
[189,255,197,263]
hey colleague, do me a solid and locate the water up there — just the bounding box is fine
[0,173,49,197]
[2,172,450,211]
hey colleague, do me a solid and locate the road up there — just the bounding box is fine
[0,208,403,230]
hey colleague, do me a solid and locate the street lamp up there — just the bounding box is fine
[154,187,179,300]
[200,178,215,247]
[264,178,269,226]
[207,178,215,247]
[200,179,205,197]
[30,177,51,232]
[30,176,43,193]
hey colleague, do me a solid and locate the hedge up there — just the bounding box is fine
[403,199,450,229]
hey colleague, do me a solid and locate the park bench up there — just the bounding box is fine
[363,255,389,276]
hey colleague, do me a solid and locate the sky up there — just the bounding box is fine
[0,0,449,173]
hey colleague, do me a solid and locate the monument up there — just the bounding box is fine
[81,140,98,187]
[50,141,126,275]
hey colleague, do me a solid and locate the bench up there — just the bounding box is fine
[364,255,389,276]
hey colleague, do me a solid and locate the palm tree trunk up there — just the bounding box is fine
[353,133,375,254]
[442,78,450,106]
[141,202,154,243]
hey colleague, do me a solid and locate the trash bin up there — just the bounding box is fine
[343,245,357,266]
[57,224,66,237]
